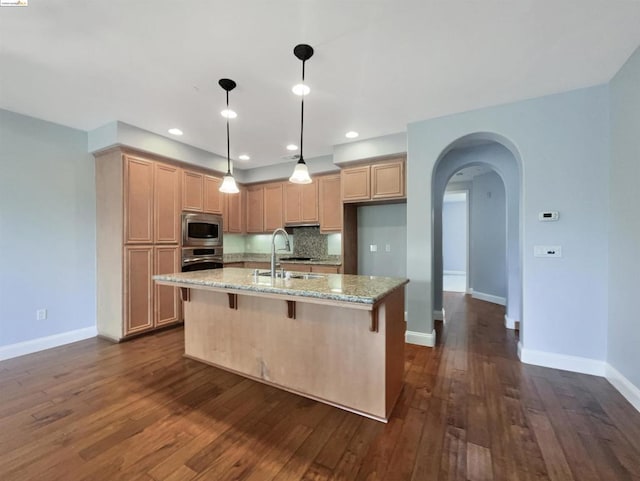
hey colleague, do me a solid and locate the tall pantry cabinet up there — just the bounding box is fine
[96,149,182,341]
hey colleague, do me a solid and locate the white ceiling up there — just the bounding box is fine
[2,1,640,169]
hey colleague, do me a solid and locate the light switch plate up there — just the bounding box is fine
[369,244,377,252]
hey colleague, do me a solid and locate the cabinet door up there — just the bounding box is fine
[310,264,340,274]
[154,246,180,327]
[284,183,302,224]
[319,175,342,232]
[371,160,405,199]
[341,165,370,202]
[246,186,264,233]
[224,186,245,233]
[124,246,153,336]
[264,182,284,231]
[154,163,181,244]
[301,181,319,223]
[182,170,204,212]
[280,263,311,272]
[204,175,223,214]
[124,156,154,244]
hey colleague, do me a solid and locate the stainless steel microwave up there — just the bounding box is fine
[182,212,223,247]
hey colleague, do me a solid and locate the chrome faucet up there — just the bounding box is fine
[270,228,291,277]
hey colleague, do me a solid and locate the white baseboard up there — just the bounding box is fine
[518,345,606,376]
[0,326,98,361]
[433,309,444,321]
[504,315,517,330]
[472,291,506,306]
[444,270,465,276]
[466,287,473,295]
[406,329,436,347]
[606,365,640,413]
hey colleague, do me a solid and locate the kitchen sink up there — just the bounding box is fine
[254,270,325,280]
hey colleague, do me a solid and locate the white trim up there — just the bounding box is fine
[466,287,474,295]
[443,270,466,276]
[504,315,517,330]
[406,329,436,347]
[606,364,640,413]
[518,345,606,377]
[472,291,506,306]
[0,326,97,361]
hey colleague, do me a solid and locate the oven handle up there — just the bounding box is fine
[182,257,223,264]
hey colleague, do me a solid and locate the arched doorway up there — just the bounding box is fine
[432,134,522,334]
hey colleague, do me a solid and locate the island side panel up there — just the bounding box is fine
[183,289,388,419]
[383,287,406,417]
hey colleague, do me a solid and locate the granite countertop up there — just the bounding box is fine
[153,268,408,305]
[223,253,342,266]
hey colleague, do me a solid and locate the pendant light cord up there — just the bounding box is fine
[299,60,305,163]
[226,90,231,174]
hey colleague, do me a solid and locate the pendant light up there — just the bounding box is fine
[289,44,314,184]
[218,78,240,194]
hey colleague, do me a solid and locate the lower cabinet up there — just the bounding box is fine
[125,245,180,337]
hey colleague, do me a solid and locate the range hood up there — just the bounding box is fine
[284,222,320,233]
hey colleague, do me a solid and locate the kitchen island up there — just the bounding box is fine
[153,268,409,422]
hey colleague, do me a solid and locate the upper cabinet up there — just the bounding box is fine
[154,162,181,244]
[341,157,405,203]
[124,155,154,244]
[203,175,223,214]
[223,186,246,233]
[318,174,342,232]
[284,181,318,225]
[246,185,265,233]
[183,170,223,214]
[264,182,284,231]
[182,170,204,212]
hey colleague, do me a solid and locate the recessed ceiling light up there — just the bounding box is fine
[286,144,298,151]
[220,109,237,119]
[345,131,359,139]
[238,154,250,161]
[168,128,183,136]
[292,83,310,96]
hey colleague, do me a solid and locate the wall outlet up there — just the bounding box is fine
[385,244,391,252]
[369,244,377,252]
[36,309,47,320]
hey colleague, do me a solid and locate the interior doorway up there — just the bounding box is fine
[442,190,468,293]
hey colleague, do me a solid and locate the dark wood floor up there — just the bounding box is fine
[1,293,639,481]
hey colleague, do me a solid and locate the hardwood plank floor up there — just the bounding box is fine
[1,293,639,481]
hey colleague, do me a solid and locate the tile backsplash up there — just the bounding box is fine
[225,229,341,258]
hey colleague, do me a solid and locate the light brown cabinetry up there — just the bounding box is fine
[264,182,284,231]
[310,264,341,274]
[182,170,204,212]
[154,246,181,327]
[223,187,246,233]
[341,158,405,203]
[96,149,183,341]
[318,174,342,232]
[124,156,154,244]
[204,175,223,214]
[284,181,318,225]
[124,246,154,335]
[246,186,265,233]
[154,163,181,244]
[183,170,223,214]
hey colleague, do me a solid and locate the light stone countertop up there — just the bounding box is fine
[153,267,408,305]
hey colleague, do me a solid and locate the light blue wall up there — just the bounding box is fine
[357,204,407,278]
[442,198,467,273]
[470,172,506,299]
[408,85,610,361]
[609,46,640,390]
[333,132,406,165]
[0,109,96,347]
